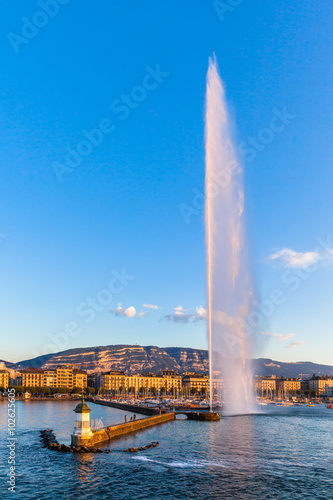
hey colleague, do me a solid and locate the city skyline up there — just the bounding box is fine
[1,2,333,365]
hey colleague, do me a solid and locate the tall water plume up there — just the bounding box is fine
[205,56,255,415]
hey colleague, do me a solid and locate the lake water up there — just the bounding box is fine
[1,400,332,499]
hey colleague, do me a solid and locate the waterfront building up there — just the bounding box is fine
[276,378,301,397]
[100,370,182,396]
[301,379,309,392]
[43,369,57,388]
[308,375,333,396]
[100,370,127,393]
[254,376,276,398]
[42,366,87,390]
[9,369,22,386]
[87,373,98,390]
[0,369,9,389]
[73,369,88,390]
[161,370,182,393]
[127,373,164,395]
[20,366,87,391]
[21,368,44,387]
[182,373,209,395]
[55,366,75,389]
[0,364,18,387]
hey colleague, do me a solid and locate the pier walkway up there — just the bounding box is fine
[71,411,175,447]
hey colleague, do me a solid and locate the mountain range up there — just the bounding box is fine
[5,344,333,378]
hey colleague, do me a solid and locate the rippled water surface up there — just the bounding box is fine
[1,401,332,499]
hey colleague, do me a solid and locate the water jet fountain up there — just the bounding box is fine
[205,56,256,416]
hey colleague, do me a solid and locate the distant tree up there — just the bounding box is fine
[150,387,157,397]
[0,386,5,392]
[304,389,310,397]
[71,387,82,394]
[296,389,303,396]
[160,387,166,396]
[99,387,106,395]
[23,386,33,393]
[190,387,197,396]
[9,385,24,394]
[52,387,70,394]
[38,386,51,396]
[139,386,145,396]
[87,387,95,395]
[310,390,318,398]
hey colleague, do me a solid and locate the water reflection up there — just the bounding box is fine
[1,402,332,499]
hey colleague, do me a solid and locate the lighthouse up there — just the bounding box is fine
[71,399,94,447]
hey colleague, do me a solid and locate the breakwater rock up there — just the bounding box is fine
[40,429,108,453]
[40,430,159,454]
[124,442,159,453]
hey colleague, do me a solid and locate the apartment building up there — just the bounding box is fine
[21,368,44,387]
[182,373,209,394]
[308,375,333,396]
[254,376,277,396]
[161,370,182,393]
[21,366,87,390]
[276,378,301,395]
[73,369,88,390]
[0,370,9,389]
[100,370,182,395]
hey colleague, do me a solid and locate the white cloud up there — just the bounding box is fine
[196,306,207,319]
[261,332,295,342]
[285,341,306,349]
[109,304,142,319]
[113,304,124,316]
[143,304,159,310]
[162,306,196,323]
[162,305,208,323]
[138,311,146,318]
[123,306,136,318]
[174,305,188,315]
[269,248,320,268]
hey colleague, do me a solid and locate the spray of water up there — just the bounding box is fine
[205,56,255,415]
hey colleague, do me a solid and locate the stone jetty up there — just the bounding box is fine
[40,429,159,454]
[71,411,175,447]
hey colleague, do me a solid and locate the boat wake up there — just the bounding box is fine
[132,455,231,469]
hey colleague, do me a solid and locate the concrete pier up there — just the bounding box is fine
[90,398,160,416]
[71,412,175,447]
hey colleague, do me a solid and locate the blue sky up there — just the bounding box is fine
[1,1,332,364]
